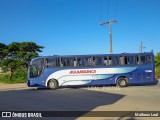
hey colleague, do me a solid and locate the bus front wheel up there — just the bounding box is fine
[117,77,128,87]
[48,79,58,89]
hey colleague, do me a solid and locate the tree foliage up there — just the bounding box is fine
[155,52,160,67]
[155,52,160,78]
[0,43,7,60]
[1,58,26,79]
[0,42,44,80]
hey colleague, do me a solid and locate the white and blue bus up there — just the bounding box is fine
[27,52,156,89]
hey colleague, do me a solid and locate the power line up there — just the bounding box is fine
[100,0,118,21]
[99,0,103,23]
[114,0,119,20]
[99,0,110,22]
[107,0,110,21]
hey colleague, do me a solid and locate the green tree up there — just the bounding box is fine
[0,42,44,80]
[0,43,7,60]
[1,58,26,79]
[7,42,44,67]
[155,52,160,78]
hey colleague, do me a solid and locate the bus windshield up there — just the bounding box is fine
[29,58,44,78]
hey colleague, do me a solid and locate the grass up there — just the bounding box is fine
[0,70,27,84]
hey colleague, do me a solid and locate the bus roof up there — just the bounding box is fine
[33,52,153,60]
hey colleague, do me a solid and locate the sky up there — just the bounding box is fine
[0,0,160,56]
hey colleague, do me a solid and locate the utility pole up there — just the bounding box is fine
[100,20,117,54]
[139,41,146,53]
[140,41,142,53]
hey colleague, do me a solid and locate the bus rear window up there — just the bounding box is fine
[146,55,152,63]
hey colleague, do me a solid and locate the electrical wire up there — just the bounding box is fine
[100,0,118,22]
[114,0,119,20]
[107,0,110,21]
[99,0,103,23]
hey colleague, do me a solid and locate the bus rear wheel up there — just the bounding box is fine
[117,77,128,87]
[48,79,58,89]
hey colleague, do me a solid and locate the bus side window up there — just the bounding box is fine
[61,58,69,67]
[103,57,108,65]
[84,57,89,66]
[69,58,74,67]
[92,57,96,66]
[37,59,44,75]
[135,56,140,64]
[141,56,146,64]
[120,56,124,65]
[63,58,67,67]
[97,57,102,66]
[74,58,77,67]
[81,58,87,66]
[109,56,112,65]
[65,58,70,67]
[56,58,60,67]
[113,56,119,66]
[86,57,90,66]
[45,59,49,68]
[129,56,134,65]
[124,56,129,65]
[146,55,151,63]
[77,58,82,66]
[45,58,55,68]
[88,57,96,66]
[60,58,64,67]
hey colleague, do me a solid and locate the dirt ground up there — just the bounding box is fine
[0,83,28,91]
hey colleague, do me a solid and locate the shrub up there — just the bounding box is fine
[0,70,27,84]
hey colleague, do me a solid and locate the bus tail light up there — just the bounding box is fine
[146,73,151,79]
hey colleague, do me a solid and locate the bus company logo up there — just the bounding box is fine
[2,112,11,117]
[69,70,96,74]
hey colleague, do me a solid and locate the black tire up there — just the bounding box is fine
[117,77,128,87]
[48,79,58,89]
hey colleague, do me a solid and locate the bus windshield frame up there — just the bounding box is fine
[29,58,44,78]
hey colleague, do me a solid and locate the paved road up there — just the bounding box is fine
[0,81,160,120]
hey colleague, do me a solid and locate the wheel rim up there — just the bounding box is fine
[49,81,55,88]
[120,80,126,86]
